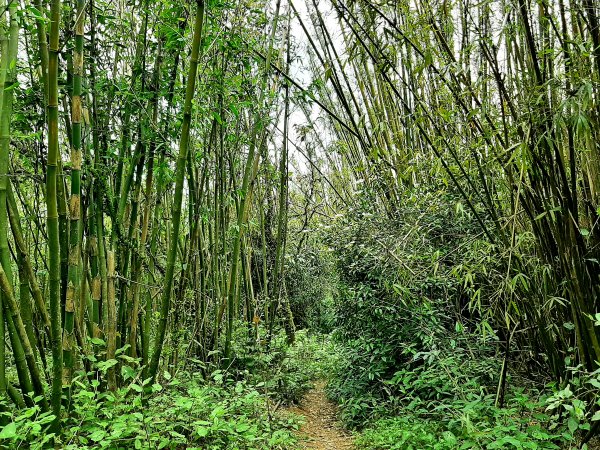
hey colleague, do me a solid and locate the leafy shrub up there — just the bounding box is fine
[318,188,594,448]
[321,188,508,426]
[327,301,501,427]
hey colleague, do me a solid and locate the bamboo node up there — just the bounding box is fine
[68,244,80,265]
[72,96,82,123]
[72,148,83,169]
[89,236,98,255]
[73,52,84,75]
[69,194,81,219]
[92,277,101,299]
[76,18,85,36]
[66,284,75,312]
[62,332,72,350]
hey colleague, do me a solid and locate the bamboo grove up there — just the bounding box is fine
[287,0,600,394]
[0,0,600,441]
[0,0,299,430]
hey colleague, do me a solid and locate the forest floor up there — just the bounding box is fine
[283,380,354,450]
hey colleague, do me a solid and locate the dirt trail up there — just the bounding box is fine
[284,380,354,450]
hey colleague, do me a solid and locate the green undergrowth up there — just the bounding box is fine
[1,370,300,449]
[0,326,344,449]
[325,305,598,449]
[353,390,579,450]
[326,328,600,449]
[315,190,600,449]
[224,327,339,406]
[0,327,341,449]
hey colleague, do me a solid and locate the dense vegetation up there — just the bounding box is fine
[0,0,599,448]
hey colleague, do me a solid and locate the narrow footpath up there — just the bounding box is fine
[285,381,354,450]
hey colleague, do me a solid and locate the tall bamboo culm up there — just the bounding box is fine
[47,0,64,428]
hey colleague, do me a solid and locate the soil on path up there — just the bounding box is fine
[284,380,354,450]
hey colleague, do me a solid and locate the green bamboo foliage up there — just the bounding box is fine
[0,1,312,406]
[5,0,565,440]
[290,0,600,383]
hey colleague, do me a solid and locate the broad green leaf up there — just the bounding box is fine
[0,422,17,440]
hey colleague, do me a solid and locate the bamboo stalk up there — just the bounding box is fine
[63,0,86,394]
[106,250,116,391]
[47,0,64,427]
